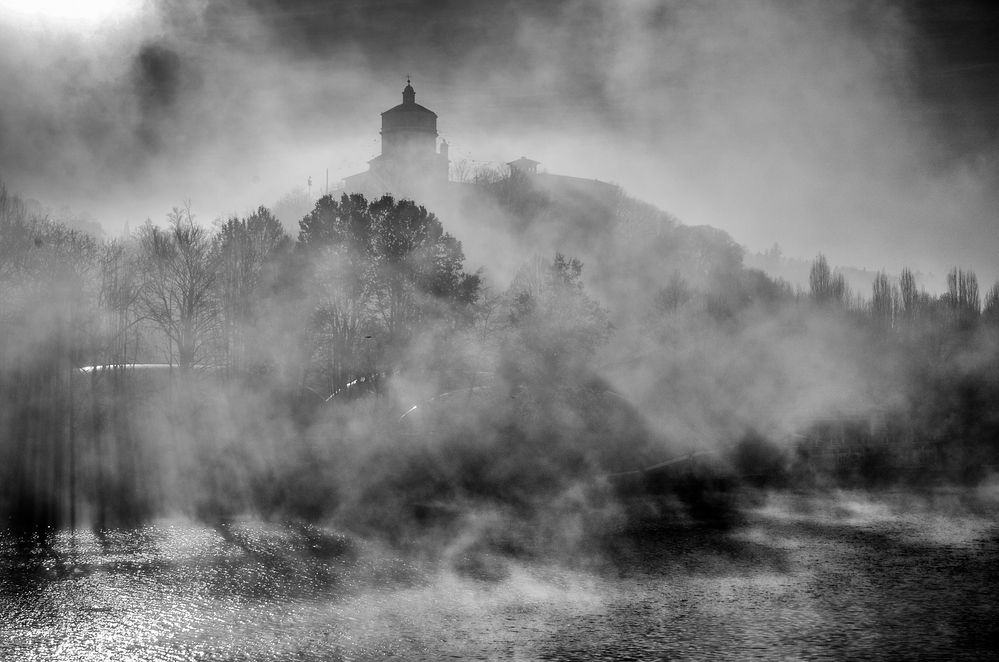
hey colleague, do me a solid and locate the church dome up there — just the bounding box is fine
[382,80,438,135]
[344,78,450,196]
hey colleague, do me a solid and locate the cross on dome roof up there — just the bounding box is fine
[403,76,416,104]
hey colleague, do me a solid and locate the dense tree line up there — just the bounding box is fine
[2,173,998,539]
[0,186,487,531]
[468,173,999,489]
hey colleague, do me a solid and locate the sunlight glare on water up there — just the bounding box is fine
[3,498,999,660]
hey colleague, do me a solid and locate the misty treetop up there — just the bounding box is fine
[3,176,999,534]
[808,253,847,307]
[299,193,479,305]
[505,252,611,375]
[214,205,292,376]
[298,193,480,396]
[137,205,221,371]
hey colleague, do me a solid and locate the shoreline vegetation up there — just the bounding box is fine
[2,174,998,559]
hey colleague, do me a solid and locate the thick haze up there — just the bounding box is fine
[1,0,997,287]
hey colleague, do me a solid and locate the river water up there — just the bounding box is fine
[2,490,998,660]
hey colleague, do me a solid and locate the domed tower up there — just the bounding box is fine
[380,79,439,158]
[344,79,450,197]
[367,79,449,192]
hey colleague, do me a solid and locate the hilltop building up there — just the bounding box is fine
[343,79,450,198]
[340,79,617,208]
[507,157,540,176]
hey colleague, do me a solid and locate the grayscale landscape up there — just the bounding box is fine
[2,1,998,660]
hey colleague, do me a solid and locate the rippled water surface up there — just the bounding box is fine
[3,491,998,660]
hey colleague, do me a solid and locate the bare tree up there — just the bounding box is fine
[449,158,476,184]
[945,267,980,329]
[809,254,846,306]
[871,271,898,329]
[984,281,999,324]
[98,239,144,367]
[899,267,919,323]
[137,204,220,371]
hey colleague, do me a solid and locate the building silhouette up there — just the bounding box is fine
[340,79,617,211]
[343,79,449,197]
[507,157,540,176]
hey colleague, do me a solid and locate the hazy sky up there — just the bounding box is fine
[0,0,997,288]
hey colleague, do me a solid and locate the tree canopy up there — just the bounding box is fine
[298,193,481,395]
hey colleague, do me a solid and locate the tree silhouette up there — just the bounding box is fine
[871,271,897,329]
[945,268,980,330]
[0,188,100,533]
[506,253,610,378]
[298,194,479,396]
[137,204,219,371]
[809,253,846,306]
[984,282,999,324]
[214,206,290,377]
[899,267,919,323]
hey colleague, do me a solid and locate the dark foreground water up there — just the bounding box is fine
[2,489,999,661]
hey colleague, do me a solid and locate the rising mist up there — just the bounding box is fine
[2,3,999,659]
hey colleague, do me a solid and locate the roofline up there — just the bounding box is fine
[382,103,438,118]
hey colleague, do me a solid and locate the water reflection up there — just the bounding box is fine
[2,493,998,660]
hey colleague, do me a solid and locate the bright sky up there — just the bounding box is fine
[0,0,139,27]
